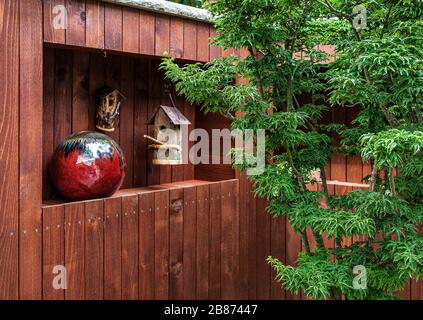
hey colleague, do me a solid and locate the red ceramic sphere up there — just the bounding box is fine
[50,131,126,201]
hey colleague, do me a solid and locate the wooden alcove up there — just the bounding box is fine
[1,0,420,300]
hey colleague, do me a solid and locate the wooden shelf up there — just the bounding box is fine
[42,179,238,208]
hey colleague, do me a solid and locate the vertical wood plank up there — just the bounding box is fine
[139,11,155,56]
[120,57,135,188]
[84,199,104,300]
[155,190,169,299]
[42,205,65,300]
[155,14,170,57]
[104,3,122,51]
[169,188,184,300]
[196,184,210,299]
[209,182,222,299]
[66,0,86,47]
[209,27,221,60]
[183,186,197,299]
[122,7,140,54]
[134,58,149,187]
[43,0,66,44]
[411,280,423,300]
[86,0,105,49]
[256,197,271,300]
[0,0,19,300]
[104,197,122,300]
[147,60,161,185]
[221,180,240,299]
[183,20,197,61]
[197,23,210,62]
[105,53,121,143]
[64,202,85,300]
[88,52,106,131]
[139,192,155,299]
[72,51,90,132]
[247,181,257,299]
[170,17,184,59]
[54,49,73,145]
[43,48,56,200]
[183,100,195,180]
[19,0,43,299]
[121,195,139,300]
[238,173,249,300]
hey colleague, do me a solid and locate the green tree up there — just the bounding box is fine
[161,0,423,300]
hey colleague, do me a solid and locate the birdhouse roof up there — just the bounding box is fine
[97,86,126,99]
[148,105,191,125]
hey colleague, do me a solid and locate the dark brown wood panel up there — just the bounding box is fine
[104,197,122,299]
[170,17,184,59]
[43,0,66,44]
[183,186,197,299]
[84,199,104,300]
[139,11,156,56]
[86,0,105,49]
[155,14,170,57]
[139,192,155,300]
[154,190,170,299]
[121,195,139,300]
[0,0,19,300]
[122,7,140,54]
[104,3,123,51]
[64,202,85,300]
[19,0,43,299]
[196,184,210,299]
[256,197,271,300]
[66,0,86,47]
[220,180,239,299]
[169,188,184,300]
[42,205,65,300]
[209,182,222,299]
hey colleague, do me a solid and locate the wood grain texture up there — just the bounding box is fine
[64,202,85,300]
[120,57,135,188]
[139,11,155,56]
[209,27,221,60]
[0,0,19,299]
[169,188,184,299]
[196,184,210,299]
[170,17,184,59]
[221,180,239,299]
[183,19,197,61]
[197,23,210,62]
[122,7,140,54]
[84,199,104,300]
[85,0,105,49]
[43,0,66,44]
[133,58,149,187]
[42,205,65,300]
[72,51,90,132]
[19,0,43,299]
[155,14,170,56]
[105,3,123,51]
[154,190,170,299]
[121,195,139,300]
[104,197,122,300]
[139,192,155,299]
[183,186,197,299]
[54,49,73,146]
[66,0,86,46]
[256,197,271,300]
[208,182,222,299]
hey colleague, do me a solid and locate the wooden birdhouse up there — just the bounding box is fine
[145,105,191,165]
[96,86,126,132]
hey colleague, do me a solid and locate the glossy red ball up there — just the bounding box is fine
[50,131,126,201]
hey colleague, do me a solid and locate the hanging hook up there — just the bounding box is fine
[164,79,177,108]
